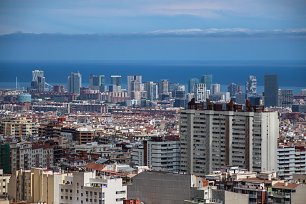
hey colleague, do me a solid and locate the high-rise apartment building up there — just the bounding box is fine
[278,89,293,108]
[180,100,279,177]
[277,145,306,180]
[144,81,158,101]
[188,78,199,93]
[127,75,142,100]
[131,137,180,172]
[194,83,206,102]
[0,117,38,138]
[10,142,54,173]
[110,75,122,92]
[8,168,65,204]
[245,75,257,97]
[264,75,278,107]
[159,79,169,94]
[201,75,212,91]
[68,72,82,94]
[211,83,221,94]
[89,74,105,92]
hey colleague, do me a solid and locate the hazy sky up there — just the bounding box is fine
[0,0,305,61]
[1,0,306,34]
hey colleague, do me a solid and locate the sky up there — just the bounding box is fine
[1,0,306,34]
[0,0,306,61]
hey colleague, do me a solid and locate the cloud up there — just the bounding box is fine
[145,28,306,37]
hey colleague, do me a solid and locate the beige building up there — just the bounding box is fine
[0,117,38,138]
[8,168,65,204]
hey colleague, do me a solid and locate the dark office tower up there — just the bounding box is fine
[89,74,105,92]
[31,70,45,92]
[228,83,241,97]
[278,89,293,108]
[245,75,257,97]
[201,75,212,91]
[68,72,82,94]
[188,78,199,93]
[109,75,121,92]
[127,75,142,100]
[264,75,278,107]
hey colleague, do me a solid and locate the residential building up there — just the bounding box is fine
[131,137,180,172]
[180,100,279,177]
[144,81,158,101]
[0,169,10,199]
[245,75,257,97]
[211,84,221,94]
[10,142,54,173]
[278,89,293,108]
[194,83,207,102]
[59,171,127,204]
[264,75,278,107]
[8,168,65,204]
[0,117,38,138]
[277,145,306,180]
[127,75,143,100]
[270,182,306,204]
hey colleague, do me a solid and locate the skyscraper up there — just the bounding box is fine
[180,100,279,177]
[89,74,105,92]
[194,83,206,102]
[67,72,82,94]
[211,83,221,94]
[109,75,121,92]
[188,78,199,93]
[227,83,241,97]
[127,75,142,100]
[245,75,257,97]
[144,81,158,101]
[159,79,169,95]
[200,75,212,91]
[264,75,278,107]
[31,70,45,92]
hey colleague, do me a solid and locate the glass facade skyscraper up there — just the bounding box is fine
[264,75,278,107]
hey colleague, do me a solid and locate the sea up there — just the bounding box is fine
[0,60,305,93]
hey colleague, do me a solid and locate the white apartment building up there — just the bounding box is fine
[59,171,127,204]
[10,142,54,172]
[180,103,279,177]
[194,83,207,102]
[131,138,180,172]
[277,145,306,180]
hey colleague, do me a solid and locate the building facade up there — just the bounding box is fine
[264,75,278,107]
[180,101,279,177]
